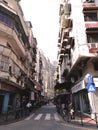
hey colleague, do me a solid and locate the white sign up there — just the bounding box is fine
[71,80,85,93]
[93,78,98,87]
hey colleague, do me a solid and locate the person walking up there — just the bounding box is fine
[26,101,32,115]
[15,99,21,119]
[68,102,75,119]
[21,98,26,117]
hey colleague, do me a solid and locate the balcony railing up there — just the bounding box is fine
[83,0,95,7]
[0,45,27,74]
[85,21,98,28]
[0,45,29,88]
[64,4,71,15]
[88,43,98,49]
[0,1,17,15]
[61,16,72,29]
[0,22,26,56]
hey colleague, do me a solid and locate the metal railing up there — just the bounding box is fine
[0,108,26,124]
[59,108,98,128]
[0,103,43,125]
[75,111,98,128]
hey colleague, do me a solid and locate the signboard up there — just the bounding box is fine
[88,75,92,83]
[71,80,85,93]
[87,83,96,93]
[93,78,98,87]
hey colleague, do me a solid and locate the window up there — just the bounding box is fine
[84,13,97,21]
[0,55,9,71]
[0,12,25,47]
[87,34,98,43]
[0,13,15,28]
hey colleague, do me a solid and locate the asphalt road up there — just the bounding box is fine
[0,103,97,130]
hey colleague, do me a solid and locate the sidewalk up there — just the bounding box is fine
[0,105,41,125]
[70,112,98,129]
[0,110,28,125]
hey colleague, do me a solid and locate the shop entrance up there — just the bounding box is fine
[0,94,4,113]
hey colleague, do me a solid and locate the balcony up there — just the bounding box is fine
[83,1,95,8]
[59,4,64,16]
[64,4,71,15]
[59,54,65,59]
[61,16,72,29]
[59,48,65,54]
[58,37,61,43]
[0,1,28,36]
[88,43,98,53]
[0,45,28,89]
[0,45,27,74]
[65,45,71,49]
[62,38,68,47]
[0,22,26,57]
[85,21,98,29]
[0,1,17,15]
[60,16,66,28]
[88,43,98,48]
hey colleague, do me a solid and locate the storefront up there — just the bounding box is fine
[0,81,30,113]
[72,80,90,112]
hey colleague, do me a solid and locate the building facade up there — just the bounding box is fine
[0,0,37,113]
[57,0,98,117]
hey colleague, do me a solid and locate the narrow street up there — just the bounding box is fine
[0,103,96,130]
[1,0,98,130]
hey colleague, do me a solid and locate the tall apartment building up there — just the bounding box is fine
[0,0,37,113]
[57,0,98,117]
[35,49,51,98]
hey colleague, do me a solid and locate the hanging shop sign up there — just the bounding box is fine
[71,80,85,93]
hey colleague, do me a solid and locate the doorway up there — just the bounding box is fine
[0,94,4,113]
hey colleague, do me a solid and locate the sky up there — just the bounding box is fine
[20,0,62,62]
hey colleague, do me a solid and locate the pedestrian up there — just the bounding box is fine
[56,96,61,113]
[68,102,75,119]
[21,99,26,117]
[15,99,21,119]
[26,101,32,115]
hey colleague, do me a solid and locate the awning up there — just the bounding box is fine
[54,82,70,91]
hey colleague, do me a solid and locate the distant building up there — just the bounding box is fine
[35,49,56,99]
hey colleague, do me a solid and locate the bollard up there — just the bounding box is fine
[95,113,98,128]
[80,112,83,126]
[5,111,8,122]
